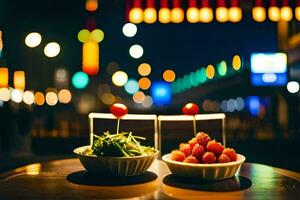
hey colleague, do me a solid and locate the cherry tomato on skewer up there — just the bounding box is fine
[182,103,199,115]
[110,103,128,118]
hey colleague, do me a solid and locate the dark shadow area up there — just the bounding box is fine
[66,170,157,186]
[163,175,252,192]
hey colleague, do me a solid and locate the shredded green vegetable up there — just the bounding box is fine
[82,131,156,157]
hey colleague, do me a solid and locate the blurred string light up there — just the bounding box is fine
[159,0,171,23]
[268,0,280,22]
[138,77,151,90]
[45,89,58,106]
[58,89,72,104]
[151,82,171,105]
[217,61,227,76]
[133,91,145,103]
[229,0,242,23]
[86,0,98,12]
[72,72,89,89]
[44,42,60,58]
[187,0,199,23]
[220,97,245,112]
[142,95,153,108]
[163,69,176,82]
[138,63,151,76]
[122,23,137,37]
[171,0,184,23]
[144,0,157,24]
[54,68,69,89]
[0,31,3,58]
[0,68,9,88]
[252,0,266,22]
[14,71,25,90]
[25,32,42,48]
[199,0,213,23]
[35,92,45,106]
[0,88,10,101]
[101,92,115,105]
[280,0,293,22]
[124,79,139,94]
[216,0,228,22]
[23,90,35,105]
[112,71,128,87]
[11,89,23,103]
[106,61,119,75]
[129,0,144,24]
[235,97,245,111]
[287,81,300,94]
[206,64,215,79]
[129,44,143,59]
[232,55,242,70]
[296,0,300,21]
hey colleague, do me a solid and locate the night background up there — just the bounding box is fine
[0,0,299,173]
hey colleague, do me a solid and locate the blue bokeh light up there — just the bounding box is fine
[72,71,89,89]
[151,82,171,106]
[124,79,139,94]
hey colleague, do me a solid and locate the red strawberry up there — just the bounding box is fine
[179,143,191,157]
[183,156,199,164]
[223,148,238,161]
[206,140,224,156]
[218,154,231,163]
[188,138,197,150]
[202,152,216,164]
[171,150,186,162]
[196,132,211,147]
[191,144,205,160]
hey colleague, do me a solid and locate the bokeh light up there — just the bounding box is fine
[268,6,280,22]
[280,6,293,21]
[252,7,266,22]
[86,0,98,12]
[14,71,25,90]
[216,7,228,22]
[186,7,199,23]
[124,79,139,94]
[58,89,72,104]
[129,44,143,59]
[25,32,42,48]
[122,23,137,37]
[217,61,227,76]
[23,90,35,105]
[235,97,245,111]
[171,8,184,23]
[46,91,58,106]
[138,77,151,90]
[159,8,171,23]
[77,29,90,43]
[11,89,23,103]
[129,8,144,24]
[101,92,115,105]
[151,82,171,105]
[138,63,151,76]
[0,68,9,88]
[72,72,89,89]
[229,7,242,22]
[106,61,119,75]
[163,69,176,82]
[112,71,128,87]
[0,88,10,101]
[90,29,104,43]
[232,55,242,70]
[142,95,153,108]
[35,92,45,106]
[287,81,300,94]
[133,91,145,103]
[199,7,213,23]
[206,65,215,79]
[144,7,157,24]
[44,42,60,57]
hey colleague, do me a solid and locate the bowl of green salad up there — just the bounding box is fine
[74,131,159,176]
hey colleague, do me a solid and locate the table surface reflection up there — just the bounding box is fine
[0,159,299,199]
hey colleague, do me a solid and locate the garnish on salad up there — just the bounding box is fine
[81,131,156,157]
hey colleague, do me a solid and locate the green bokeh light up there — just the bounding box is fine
[217,60,227,76]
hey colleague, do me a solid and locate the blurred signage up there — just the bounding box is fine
[250,53,287,86]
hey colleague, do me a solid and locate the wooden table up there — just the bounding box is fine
[0,159,299,199]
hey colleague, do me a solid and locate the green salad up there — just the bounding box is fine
[82,131,156,157]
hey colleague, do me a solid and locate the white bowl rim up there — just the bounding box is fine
[73,145,159,159]
[162,153,246,167]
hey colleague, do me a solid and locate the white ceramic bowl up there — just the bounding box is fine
[162,153,245,180]
[74,146,159,177]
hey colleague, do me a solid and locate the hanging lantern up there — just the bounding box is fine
[252,0,266,22]
[280,0,292,22]
[144,0,157,23]
[296,0,300,21]
[229,0,242,22]
[0,68,8,88]
[171,0,184,23]
[199,0,213,23]
[86,0,98,12]
[159,0,171,23]
[129,0,143,24]
[216,0,228,22]
[14,71,25,90]
[268,0,280,22]
[187,0,199,23]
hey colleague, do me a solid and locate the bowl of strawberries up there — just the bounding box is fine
[162,132,245,180]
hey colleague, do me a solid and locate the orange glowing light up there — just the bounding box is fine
[86,0,98,12]
[133,91,145,103]
[206,65,215,79]
[144,0,157,24]
[35,92,45,106]
[253,7,266,22]
[0,68,8,88]
[171,0,184,23]
[82,41,99,76]
[14,71,25,90]
[129,0,143,24]
[138,77,151,90]
[163,70,176,82]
